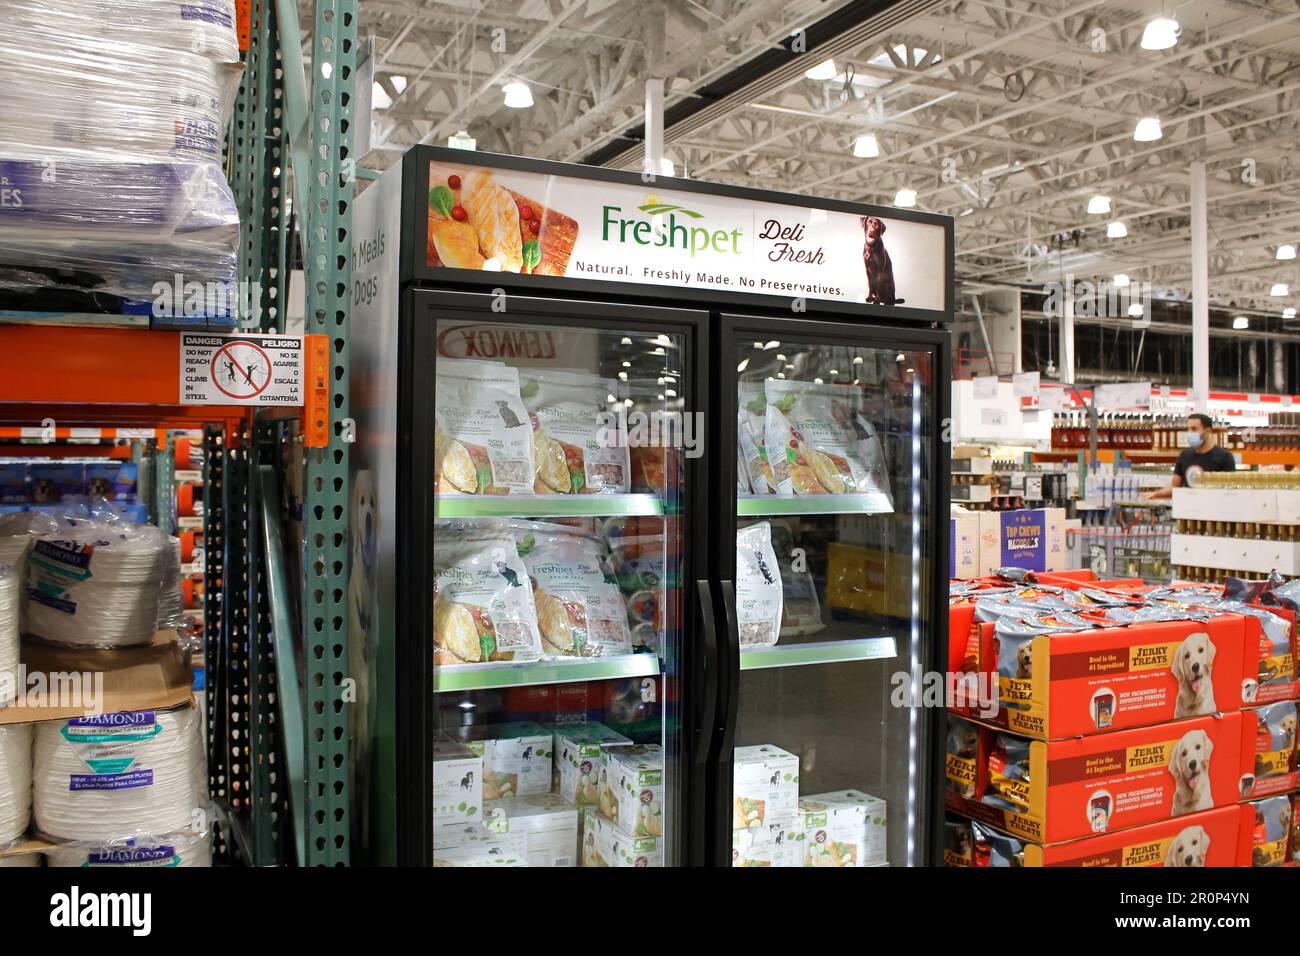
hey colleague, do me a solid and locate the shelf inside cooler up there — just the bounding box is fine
[434,493,665,518]
[434,651,660,692]
[736,493,894,516]
[739,636,897,670]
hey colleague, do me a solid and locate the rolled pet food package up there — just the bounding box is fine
[519,369,629,495]
[769,520,823,637]
[26,520,169,648]
[44,828,212,868]
[945,722,978,799]
[33,706,206,843]
[513,522,632,658]
[737,381,775,495]
[434,360,534,496]
[0,723,33,844]
[735,521,782,648]
[433,521,543,666]
[763,379,888,497]
[981,734,1031,813]
[971,820,1025,867]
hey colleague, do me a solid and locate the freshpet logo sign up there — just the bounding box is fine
[601,195,744,257]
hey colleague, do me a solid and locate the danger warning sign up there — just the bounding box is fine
[180,333,305,406]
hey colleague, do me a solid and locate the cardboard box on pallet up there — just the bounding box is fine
[1024,805,1255,866]
[968,613,1258,740]
[944,713,1256,845]
[977,509,1068,575]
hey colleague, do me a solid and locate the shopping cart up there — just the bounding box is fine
[1068,502,1173,584]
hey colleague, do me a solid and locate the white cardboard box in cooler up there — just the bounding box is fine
[462,721,552,799]
[580,808,663,867]
[600,744,664,836]
[483,793,580,867]
[732,744,800,829]
[732,819,803,867]
[553,722,632,807]
[433,736,483,829]
[799,790,887,867]
[433,820,498,852]
[432,843,527,867]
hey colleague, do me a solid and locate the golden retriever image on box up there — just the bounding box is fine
[1163,824,1209,867]
[1168,728,1215,815]
[1171,632,1216,718]
[1281,712,1297,750]
[1015,642,1033,680]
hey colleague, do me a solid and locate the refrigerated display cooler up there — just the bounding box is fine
[349,147,953,866]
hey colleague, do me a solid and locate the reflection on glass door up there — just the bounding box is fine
[429,319,686,867]
[730,333,934,868]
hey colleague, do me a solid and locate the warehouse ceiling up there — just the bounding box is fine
[304,0,1300,315]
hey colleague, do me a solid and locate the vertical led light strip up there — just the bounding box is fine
[907,372,923,867]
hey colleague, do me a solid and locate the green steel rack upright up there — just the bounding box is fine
[209,0,355,866]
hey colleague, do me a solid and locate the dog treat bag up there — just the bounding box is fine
[433,522,543,665]
[435,359,534,495]
[737,381,774,494]
[763,379,887,497]
[982,734,1031,813]
[1253,702,1298,778]
[607,533,666,656]
[514,522,632,658]
[519,369,629,495]
[735,521,782,648]
[945,723,978,798]
[971,820,1025,867]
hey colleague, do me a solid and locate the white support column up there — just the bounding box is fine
[644,78,665,177]
[1191,161,1210,409]
[1060,273,1076,383]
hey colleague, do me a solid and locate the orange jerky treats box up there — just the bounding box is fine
[1022,804,1254,867]
[945,712,1255,845]
[976,613,1257,739]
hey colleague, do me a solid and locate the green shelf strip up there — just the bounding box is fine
[435,493,665,518]
[740,637,897,670]
[436,652,661,692]
[736,493,895,516]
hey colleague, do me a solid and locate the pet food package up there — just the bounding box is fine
[1019,804,1255,867]
[460,722,552,799]
[961,612,1258,739]
[434,359,534,496]
[514,523,632,658]
[946,713,1255,845]
[733,744,800,829]
[553,722,632,807]
[432,736,483,835]
[1247,795,1293,866]
[737,380,773,488]
[607,533,666,656]
[432,843,527,867]
[763,379,891,499]
[519,369,629,495]
[482,793,580,867]
[945,722,979,798]
[769,520,823,636]
[1247,702,1298,795]
[580,807,663,867]
[799,790,887,867]
[735,522,782,649]
[736,439,751,495]
[942,818,973,867]
[432,523,544,666]
[732,819,803,867]
[600,744,664,837]
[969,820,1025,867]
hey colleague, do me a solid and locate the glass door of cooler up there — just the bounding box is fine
[408,292,707,867]
[716,314,947,868]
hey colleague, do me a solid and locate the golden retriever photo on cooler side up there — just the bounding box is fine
[1171,632,1216,719]
[1168,728,1215,815]
[1163,825,1209,867]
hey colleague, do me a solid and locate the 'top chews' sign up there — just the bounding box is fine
[1000,510,1046,568]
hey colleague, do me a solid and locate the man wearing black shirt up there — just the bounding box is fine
[1147,413,1235,499]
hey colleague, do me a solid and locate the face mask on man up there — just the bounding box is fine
[1186,432,1203,449]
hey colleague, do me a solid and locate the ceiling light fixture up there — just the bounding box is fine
[1233,316,1249,330]
[447,130,477,150]
[804,59,838,81]
[1113,274,1130,288]
[1087,195,1111,215]
[894,188,917,207]
[1128,303,1144,317]
[1284,307,1298,319]
[502,80,534,108]
[1277,244,1297,260]
[1140,17,1180,51]
[1133,116,1163,141]
[1107,221,1128,239]
[1271,283,1290,297]
[853,133,880,158]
